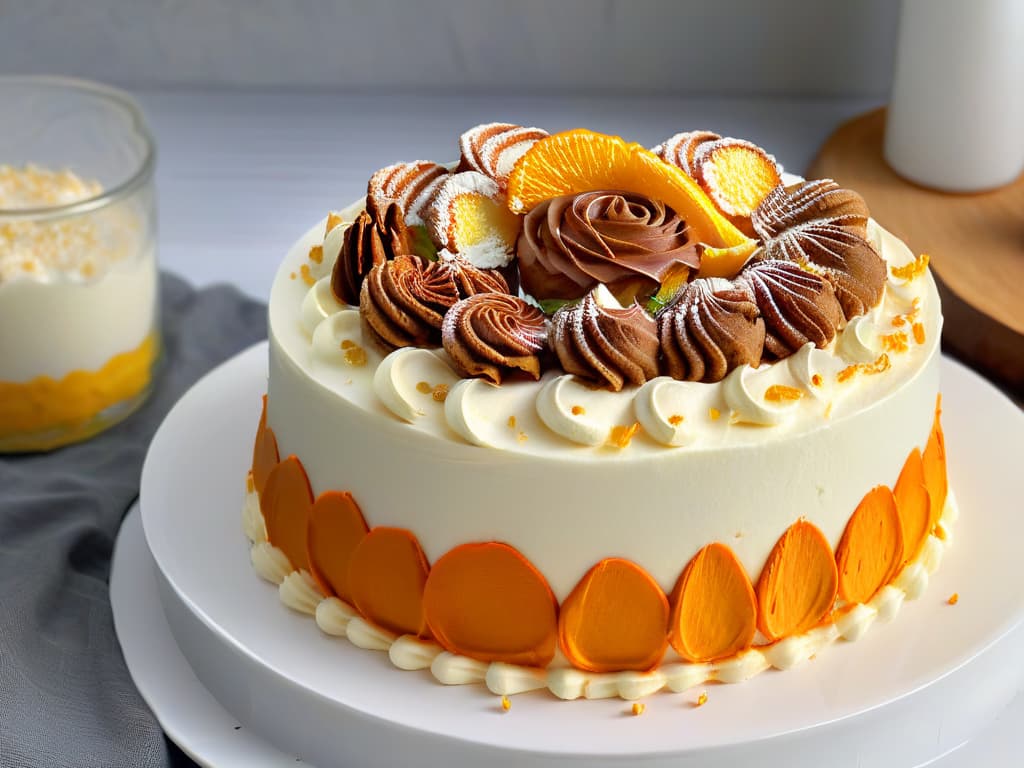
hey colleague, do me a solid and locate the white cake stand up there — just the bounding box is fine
[121,342,1024,768]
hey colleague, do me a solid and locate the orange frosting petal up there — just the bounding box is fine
[894,448,933,564]
[261,456,314,573]
[669,543,757,662]
[251,395,280,496]
[558,558,669,672]
[348,527,431,637]
[423,542,557,667]
[756,520,838,641]
[836,486,904,604]
[922,397,947,528]
[307,491,370,601]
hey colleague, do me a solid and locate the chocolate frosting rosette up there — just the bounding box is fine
[516,190,700,303]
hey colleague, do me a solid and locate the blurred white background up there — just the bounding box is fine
[0,1,900,297]
[0,0,898,96]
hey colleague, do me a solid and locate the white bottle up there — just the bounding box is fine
[885,0,1024,192]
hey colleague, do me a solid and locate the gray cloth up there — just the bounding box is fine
[0,272,266,768]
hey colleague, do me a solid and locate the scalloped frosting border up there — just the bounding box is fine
[241,478,957,701]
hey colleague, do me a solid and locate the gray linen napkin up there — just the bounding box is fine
[0,272,266,768]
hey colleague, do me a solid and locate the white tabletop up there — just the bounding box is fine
[136,88,879,300]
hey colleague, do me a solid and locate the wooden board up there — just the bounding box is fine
[807,108,1024,393]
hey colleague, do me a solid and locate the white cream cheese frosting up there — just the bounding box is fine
[266,210,942,602]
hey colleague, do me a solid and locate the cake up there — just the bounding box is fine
[243,125,951,701]
[0,164,158,452]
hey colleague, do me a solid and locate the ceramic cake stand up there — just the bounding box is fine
[114,342,1024,768]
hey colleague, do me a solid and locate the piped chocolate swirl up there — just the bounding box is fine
[550,289,659,391]
[738,260,844,359]
[658,279,765,383]
[332,200,410,305]
[360,255,509,350]
[751,180,885,320]
[442,293,547,384]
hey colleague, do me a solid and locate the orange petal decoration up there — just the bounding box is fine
[835,486,904,604]
[348,527,431,637]
[261,456,314,573]
[307,491,369,601]
[756,520,838,641]
[424,542,557,667]
[669,543,757,662]
[558,558,669,672]
[922,397,947,528]
[251,395,279,496]
[893,448,933,564]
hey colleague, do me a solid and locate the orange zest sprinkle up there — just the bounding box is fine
[631,702,646,716]
[912,322,926,345]
[517,431,528,442]
[432,384,449,402]
[507,415,517,429]
[607,422,641,449]
[838,354,891,383]
[668,414,684,426]
[881,332,909,354]
[837,364,857,383]
[341,339,355,349]
[947,592,959,605]
[764,384,804,403]
[308,244,324,264]
[890,253,930,281]
[289,272,297,280]
[695,691,708,708]
[300,263,316,286]
[501,695,512,712]
[891,315,906,328]
[708,407,721,421]
[416,381,432,394]
[571,404,585,416]
[343,344,367,366]
[326,212,345,233]
[811,374,823,387]
[824,401,834,420]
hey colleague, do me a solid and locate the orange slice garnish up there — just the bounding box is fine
[506,129,756,277]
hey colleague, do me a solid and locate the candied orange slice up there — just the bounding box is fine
[692,138,781,219]
[506,129,756,277]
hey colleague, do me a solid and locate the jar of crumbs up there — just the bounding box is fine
[0,77,159,452]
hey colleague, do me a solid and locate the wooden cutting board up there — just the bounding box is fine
[806,108,1024,393]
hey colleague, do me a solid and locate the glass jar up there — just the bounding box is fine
[0,76,159,452]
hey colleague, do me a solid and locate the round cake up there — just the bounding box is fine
[243,126,951,700]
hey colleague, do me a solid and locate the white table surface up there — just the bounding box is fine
[135,87,879,300]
